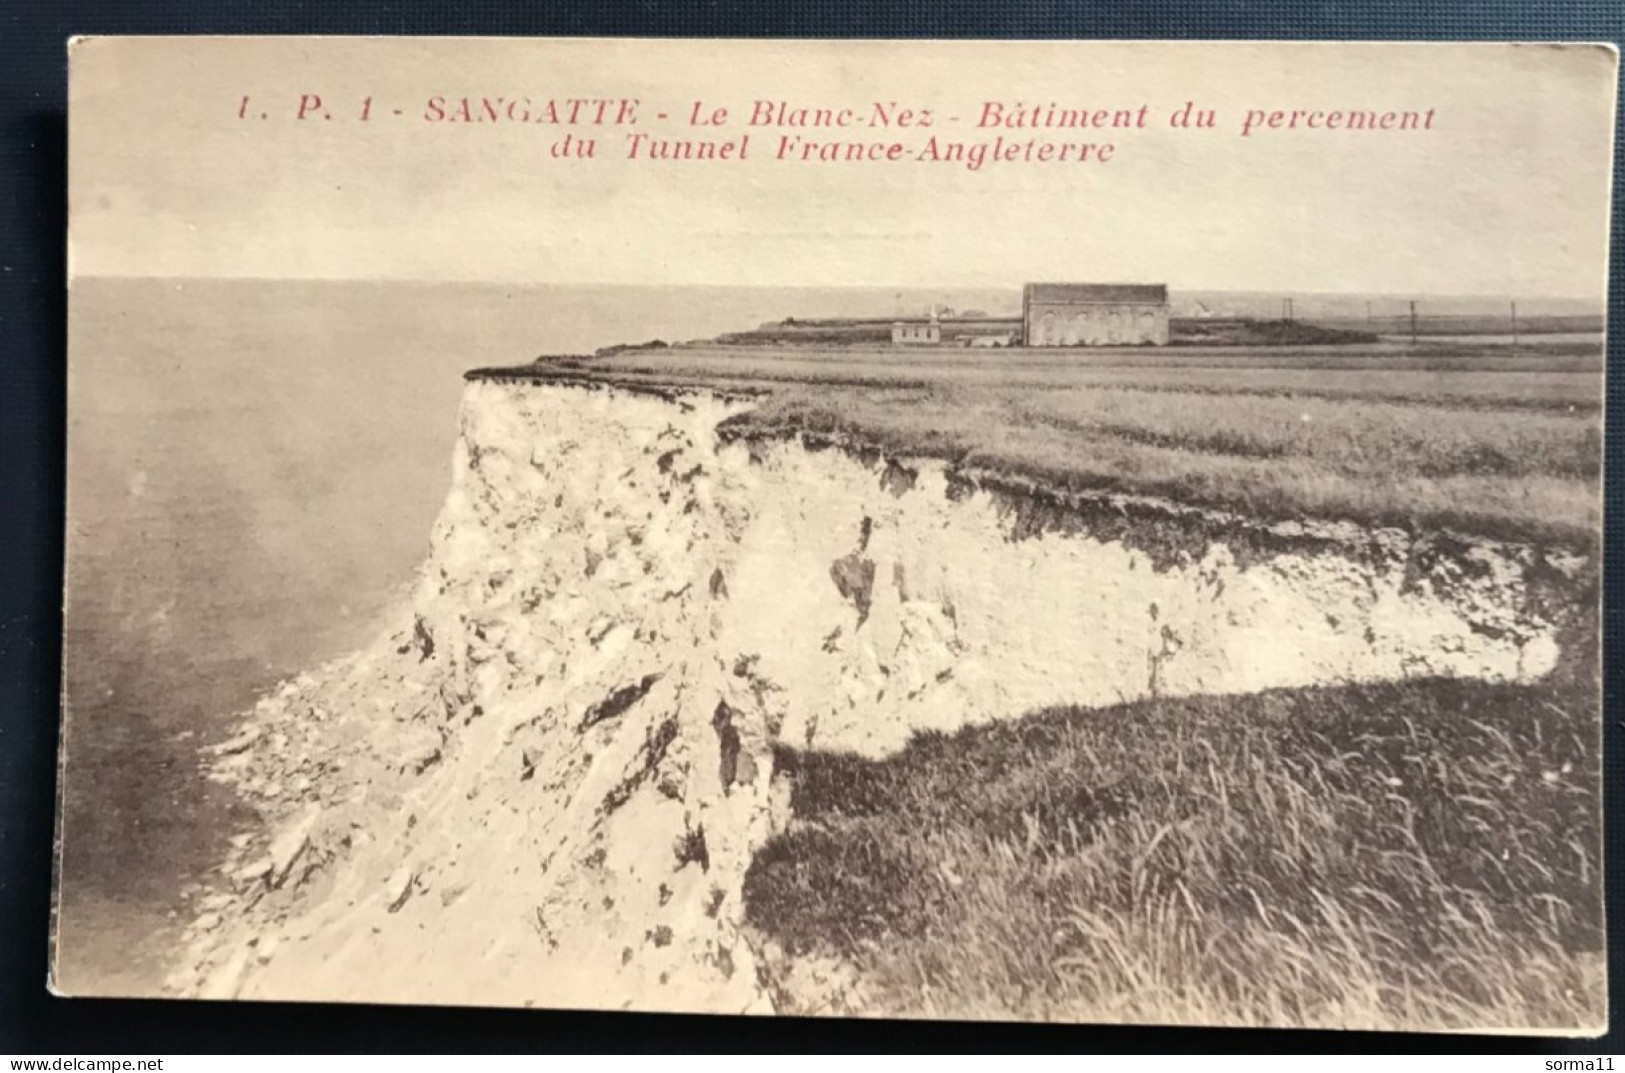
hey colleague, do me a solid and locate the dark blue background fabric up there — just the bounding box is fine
[3,1,1621,1052]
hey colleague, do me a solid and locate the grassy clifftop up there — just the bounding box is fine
[464,339,1604,1031]
[471,342,1602,549]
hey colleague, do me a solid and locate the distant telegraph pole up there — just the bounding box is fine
[1409,300,1419,346]
[1511,300,1520,351]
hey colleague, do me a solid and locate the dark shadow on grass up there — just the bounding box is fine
[743,665,1603,1029]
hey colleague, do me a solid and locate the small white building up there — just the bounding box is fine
[891,321,941,345]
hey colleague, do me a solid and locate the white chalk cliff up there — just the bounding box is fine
[173,378,1577,1011]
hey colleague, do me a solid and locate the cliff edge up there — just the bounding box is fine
[168,377,1586,1013]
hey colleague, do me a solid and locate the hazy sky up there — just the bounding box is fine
[69,38,1617,297]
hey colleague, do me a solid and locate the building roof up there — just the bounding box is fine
[1025,282,1169,305]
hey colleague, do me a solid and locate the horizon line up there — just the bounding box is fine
[67,273,1610,304]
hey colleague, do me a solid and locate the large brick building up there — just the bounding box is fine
[1023,283,1171,346]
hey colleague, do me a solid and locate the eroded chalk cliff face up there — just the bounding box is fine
[172,379,1580,1010]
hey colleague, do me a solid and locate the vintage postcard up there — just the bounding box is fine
[58,37,1614,1032]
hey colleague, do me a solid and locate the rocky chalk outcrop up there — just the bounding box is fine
[170,379,1579,1011]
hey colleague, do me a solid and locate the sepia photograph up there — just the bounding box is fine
[55,37,1614,1034]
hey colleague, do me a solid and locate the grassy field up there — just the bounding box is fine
[485,340,1603,547]
[743,633,1603,1031]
